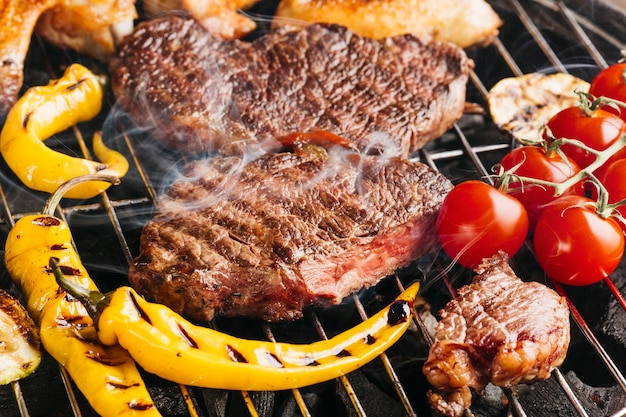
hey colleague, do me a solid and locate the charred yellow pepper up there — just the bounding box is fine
[53,260,420,391]
[4,177,161,417]
[0,63,128,199]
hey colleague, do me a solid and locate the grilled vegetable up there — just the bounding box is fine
[487,72,589,142]
[0,63,128,199]
[0,288,41,385]
[4,176,161,417]
[52,259,420,391]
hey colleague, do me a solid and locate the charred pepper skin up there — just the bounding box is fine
[5,214,161,417]
[0,63,128,199]
[54,262,420,391]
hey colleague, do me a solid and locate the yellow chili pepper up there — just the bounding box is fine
[4,177,161,417]
[53,260,420,391]
[0,63,128,199]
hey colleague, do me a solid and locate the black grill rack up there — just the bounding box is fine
[0,0,625,416]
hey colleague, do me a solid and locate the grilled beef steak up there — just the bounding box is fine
[109,15,472,156]
[128,142,452,321]
[423,252,570,417]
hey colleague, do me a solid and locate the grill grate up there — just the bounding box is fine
[1,0,626,416]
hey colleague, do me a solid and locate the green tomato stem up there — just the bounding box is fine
[499,134,626,218]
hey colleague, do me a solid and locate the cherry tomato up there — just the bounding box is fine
[533,195,624,286]
[544,106,626,174]
[597,158,626,232]
[589,63,626,123]
[498,146,585,230]
[436,180,529,269]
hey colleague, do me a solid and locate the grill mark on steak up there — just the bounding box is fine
[109,15,472,156]
[128,143,452,321]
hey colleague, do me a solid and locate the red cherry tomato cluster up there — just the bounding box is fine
[437,63,626,286]
[497,146,585,229]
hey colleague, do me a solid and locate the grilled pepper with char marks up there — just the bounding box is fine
[4,176,161,417]
[0,63,128,199]
[53,258,420,391]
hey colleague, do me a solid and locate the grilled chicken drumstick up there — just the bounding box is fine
[0,0,136,117]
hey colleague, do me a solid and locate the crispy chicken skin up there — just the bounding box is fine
[0,0,136,116]
[273,0,502,48]
[0,0,58,116]
[423,252,570,417]
[143,0,260,38]
[35,0,137,61]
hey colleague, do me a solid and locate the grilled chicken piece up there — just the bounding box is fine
[0,0,136,116]
[0,0,57,116]
[35,0,136,61]
[273,0,502,48]
[487,72,590,142]
[143,0,260,38]
[0,289,41,385]
[422,252,570,417]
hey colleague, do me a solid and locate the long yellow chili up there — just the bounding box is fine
[53,260,420,392]
[0,63,128,199]
[4,177,161,417]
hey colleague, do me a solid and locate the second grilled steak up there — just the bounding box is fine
[128,143,452,321]
[109,15,472,156]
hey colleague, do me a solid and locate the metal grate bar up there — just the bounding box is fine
[553,368,590,417]
[11,381,30,417]
[508,0,568,72]
[556,1,609,69]
[533,0,626,52]
[552,281,626,392]
[351,293,418,417]
[308,311,369,417]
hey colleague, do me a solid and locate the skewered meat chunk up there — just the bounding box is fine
[422,252,570,417]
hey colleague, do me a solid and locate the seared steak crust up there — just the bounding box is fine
[128,145,452,321]
[110,15,472,156]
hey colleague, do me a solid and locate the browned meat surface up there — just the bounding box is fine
[0,0,57,116]
[422,252,570,417]
[109,15,472,156]
[35,0,136,61]
[128,142,452,321]
[0,0,135,117]
[143,0,261,39]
